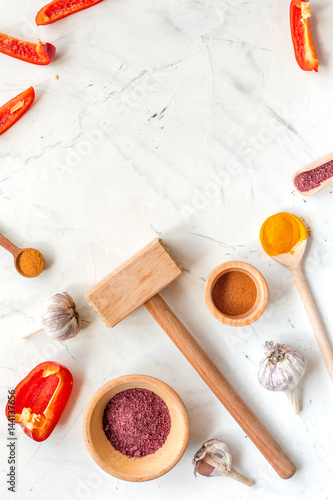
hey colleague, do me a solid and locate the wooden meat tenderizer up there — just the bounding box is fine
[85,239,296,479]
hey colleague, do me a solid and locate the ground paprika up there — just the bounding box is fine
[212,271,257,316]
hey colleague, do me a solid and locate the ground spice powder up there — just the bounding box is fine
[102,388,171,458]
[294,160,333,192]
[17,249,44,277]
[259,212,307,256]
[212,271,257,316]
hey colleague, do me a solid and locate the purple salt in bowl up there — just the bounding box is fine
[83,374,189,482]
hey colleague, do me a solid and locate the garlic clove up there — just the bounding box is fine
[258,341,307,413]
[193,439,254,487]
[195,460,215,477]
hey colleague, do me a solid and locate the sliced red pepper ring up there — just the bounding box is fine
[5,362,73,442]
[36,0,104,26]
[0,33,55,65]
[0,87,35,136]
[290,0,318,72]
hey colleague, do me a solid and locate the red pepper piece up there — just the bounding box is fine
[36,0,104,26]
[0,87,35,136]
[5,362,73,442]
[290,0,318,72]
[0,33,55,65]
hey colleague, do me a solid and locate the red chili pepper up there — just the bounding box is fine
[36,0,104,26]
[0,87,35,136]
[290,0,318,72]
[0,33,55,65]
[5,362,73,442]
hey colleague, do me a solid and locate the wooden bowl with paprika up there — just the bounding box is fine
[205,261,269,327]
[83,374,189,482]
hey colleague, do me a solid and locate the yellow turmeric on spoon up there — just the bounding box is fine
[260,212,307,256]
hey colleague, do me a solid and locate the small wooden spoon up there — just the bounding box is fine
[272,237,333,382]
[292,152,333,196]
[0,233,44,278]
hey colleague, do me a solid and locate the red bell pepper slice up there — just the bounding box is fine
[36,0,104,26]
[0,87,35,136]
[0,33,55,65]
[290,0,318,72]
[5,361,73,442]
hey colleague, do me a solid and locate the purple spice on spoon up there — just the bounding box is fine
[294,160,333,193]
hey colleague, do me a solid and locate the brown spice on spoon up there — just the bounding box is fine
[212,271,257,316]
[17,248,44,277]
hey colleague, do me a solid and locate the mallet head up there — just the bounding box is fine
[85,239,182,327]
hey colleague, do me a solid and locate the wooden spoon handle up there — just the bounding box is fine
[145,293,296,479]
[0,234,21,258]
[291,268,333,381]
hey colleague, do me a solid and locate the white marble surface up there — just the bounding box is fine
[1,0,333,498]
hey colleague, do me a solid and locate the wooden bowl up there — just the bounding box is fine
[204,261,269,327]
[83,374,189,482]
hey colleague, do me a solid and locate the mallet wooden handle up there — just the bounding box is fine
[291,267,333,381]
[145,293,296,480]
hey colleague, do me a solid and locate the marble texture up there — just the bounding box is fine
[1,0,333,499]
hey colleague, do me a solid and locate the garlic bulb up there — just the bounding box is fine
[258,341,307,413]
[192,439,254,487]
[40,293,81,341]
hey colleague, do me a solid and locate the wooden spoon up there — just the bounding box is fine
[292,152,333,196]
[0,233,44,278]
[271,237,333,382]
